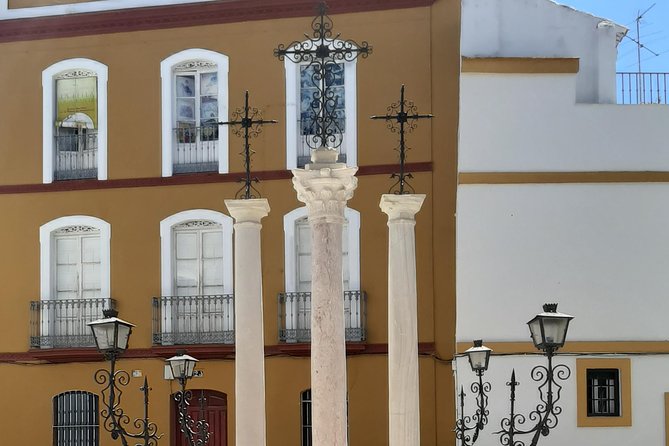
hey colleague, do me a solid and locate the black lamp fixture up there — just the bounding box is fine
[496,303,574,446]
[88,309,161,446]
[455,340,492,446]
[167,351,210,446]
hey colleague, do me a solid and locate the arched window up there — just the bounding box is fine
[35,216,111,348]
[42,59,108,183]
[280,207,363,343]
[156,210,234,345]
[53,391,99,445]
[283,41,358,169]
[161,49,229,177]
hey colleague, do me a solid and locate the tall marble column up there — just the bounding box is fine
[225,198,270,446]
[292,149,358,446]
[380,193,426,446]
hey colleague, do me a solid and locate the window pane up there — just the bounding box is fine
[176,75,195,98]
[177,98,196,123]
[200,72,218,96]
[200,96,218,125]
[587,369,620,417]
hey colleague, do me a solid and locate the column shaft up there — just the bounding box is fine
[226,199,270,446]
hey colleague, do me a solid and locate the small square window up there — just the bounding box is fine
[586,369,620,417]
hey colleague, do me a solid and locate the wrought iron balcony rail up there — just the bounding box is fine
[54,130,98,180]
[297,119,346,168]
[152,294,234,345]
[277,290,366,343]
[617,72,668,105]
[30,297,116,348]
[173,125,219,173]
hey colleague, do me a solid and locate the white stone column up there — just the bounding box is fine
[292,151,358,446]
[380,193,426,446]
[225,198,270,446]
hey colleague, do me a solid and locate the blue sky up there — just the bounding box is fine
[555,0,669,72]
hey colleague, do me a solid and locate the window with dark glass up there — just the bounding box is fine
[53,391,99,445]
[301,389,312,446]
[587,369,620,417]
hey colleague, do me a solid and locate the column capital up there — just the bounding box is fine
[225,198,270,223]
[380,194,426,222]
[292,166,358,223]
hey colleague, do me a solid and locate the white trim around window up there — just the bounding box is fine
[284,41,358,170]
[160,49,229,177]
[159,209,233,296]
[283,206,360,292]
[39,216,111,300]
[42,58,108,184]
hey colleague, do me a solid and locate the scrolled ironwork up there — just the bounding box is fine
[495,351,571,446]
[94,354,162,446]
[455,371,491,446]
[219,91,276,199]
[174,379,210,446]
[274,1,371,151]
[371,85,433,194]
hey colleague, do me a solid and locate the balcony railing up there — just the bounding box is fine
[152,294,234,345]
[617,72,668,105]
[30,298,116,348]
[297,120,346,168]
[278,290,366,343]
[173,126,219,174]
[54,130,98,180]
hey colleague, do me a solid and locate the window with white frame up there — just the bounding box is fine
[284,44,358,169]
[39,216,111,348]
[42,59,108,183]
[53,391,99,446]
[282,207,362,342]
[158,210,234,345]
[161,49,229,177]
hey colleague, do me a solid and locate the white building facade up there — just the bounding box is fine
[456,0,669,445]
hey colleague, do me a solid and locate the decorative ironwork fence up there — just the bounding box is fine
[617,72,668,104]
[278,290,366,343]
[152,294,234,345]
[173,125,219,173]
[30,297,115,348]
[54,130,98,180]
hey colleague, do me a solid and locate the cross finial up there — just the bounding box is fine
[274,0,371,155]
[219,91,277,199]
[371,85,433,194]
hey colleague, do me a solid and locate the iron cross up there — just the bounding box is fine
[219,91,277,199]
[274,1,371,150]
[371,85,433,194]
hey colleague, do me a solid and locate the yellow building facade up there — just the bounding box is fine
[0,0,460,444]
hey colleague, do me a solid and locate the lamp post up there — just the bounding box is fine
[166,351,210,446]
[496,303,574,446]
[455,340,492,446]
[88,309,161,446]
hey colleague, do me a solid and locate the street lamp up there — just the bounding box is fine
[167,351,210,446]
[496,303,574,446]
[88,309,161,446]
[455,340,492,446]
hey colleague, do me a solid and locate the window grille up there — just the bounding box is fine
[53,391,99,446]
[301,389,312,446]
[587,369,620,417]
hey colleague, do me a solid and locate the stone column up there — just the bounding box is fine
[292,150,358,446]
[380,193,426,446]
[225,198,270,446]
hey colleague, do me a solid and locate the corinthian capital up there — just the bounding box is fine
[292,166,358,223]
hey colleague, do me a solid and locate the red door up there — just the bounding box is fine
[172,389,227,446]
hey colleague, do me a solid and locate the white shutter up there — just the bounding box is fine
[296,217,312,293]
[81,235,101,298]
[201,230,224,295]
[174,231,198,296]
[54,230,101,300]
[55,237,78,300]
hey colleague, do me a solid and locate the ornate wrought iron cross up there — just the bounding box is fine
[371,85,433,194]
[219,91,276,199]
[274,1,371,151]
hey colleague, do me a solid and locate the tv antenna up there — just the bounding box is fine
[625,3,660,74]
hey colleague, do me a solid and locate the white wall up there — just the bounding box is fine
[453,354,669,446]
[457,184,669,343]
[461,0,624,103]
[459,73,669,172]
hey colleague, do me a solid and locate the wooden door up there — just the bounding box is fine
[172,389,227,446]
